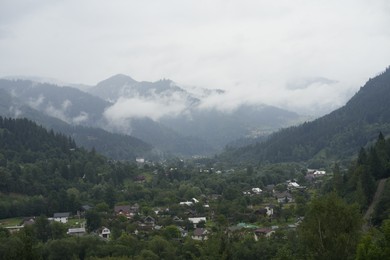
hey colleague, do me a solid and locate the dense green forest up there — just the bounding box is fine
[1,117,390,259]
[221,67,390,167]
[0,117,143,218]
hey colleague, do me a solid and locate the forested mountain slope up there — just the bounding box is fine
[0,117,142,218]
[0,81,153,160]
[222,67,390,165]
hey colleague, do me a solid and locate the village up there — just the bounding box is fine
[1,165,328,244]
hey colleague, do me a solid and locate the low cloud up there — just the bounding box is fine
[26,96,89,124]
[277,80,354,116]
[61,99,72,110]
[197,76,355,117]
[1,0,389,119]
[72,111,89,124]
[44,103,69,123]
[27,94,45,109]
[103,93,188,122]
[9,106,22,118]
[286,77,338,90]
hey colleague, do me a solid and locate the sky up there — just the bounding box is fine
[1,0,390,116]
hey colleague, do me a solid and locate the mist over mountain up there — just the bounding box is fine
[0,80,152,160]
[221,66,390,167]
[0,74,303,157]
[89,74,303,152]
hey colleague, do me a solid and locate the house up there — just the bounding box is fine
[173,216,183,222]
[4,225,24,233]
[136,158,145,164]
[114,205,132,218]
[67,227,86,236]
[184,209,197,216]
[252,187,262,194]
[129,203,140,215]
[53,212,70,223]
[154,225,163,231]
[100,227,111,239]
[265,206,274,216]
[254,228,275,239]
[188,217,206,228]
[22,217,35,226]
[144,216,156,226]
[307,169,326,176]
[192,228,208,240]
[81,205,93,212]
[314,170,326,175]
[288,182,300,188]
[179,201,194,206]
[79,205,93,216]
[178,227,188,238]
[137,216,156,231]
[134,175,146,183]
[275,191,294,203]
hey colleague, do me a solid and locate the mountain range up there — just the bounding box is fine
[221,66,390,167]
[0,75,302,159]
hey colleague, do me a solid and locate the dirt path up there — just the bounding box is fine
[363,178,388,231]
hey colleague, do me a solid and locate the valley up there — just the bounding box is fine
[0,67,390,258]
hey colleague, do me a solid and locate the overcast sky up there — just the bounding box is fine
[1,0,390,116]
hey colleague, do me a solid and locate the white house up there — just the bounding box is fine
[100,227,111,240]
[252,187,262,194]
[136,158,145,164]
[265,206,274,216]
[188,217,207,228]
[288,182,300,188]
[53,212,70,223]
[179,201,194,206]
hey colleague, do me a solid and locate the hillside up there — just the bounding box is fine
[1,118,390,259]
[90,74,302,152]
[0,76,302,157]
[0,117,145,219]
[221,67,390,166]
[0,81,153,160]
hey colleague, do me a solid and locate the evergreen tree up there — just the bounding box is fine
[298,193,362,260]
[332,163,343,195]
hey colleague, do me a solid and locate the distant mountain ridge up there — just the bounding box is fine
[221,66,390,166]
[0,80,152,160]
[89,74,222,103]
[88,74,302,152]
[0,74,303,157]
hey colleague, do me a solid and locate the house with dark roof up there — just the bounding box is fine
[114,205,132,218]
[53,212,70,223]
[275,191,294,203]
[192,228,208,240]
[143,216,156,226]
[254,228,275,239]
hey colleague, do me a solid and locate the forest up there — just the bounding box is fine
[1,117,390,259]
[221,67,390,167]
